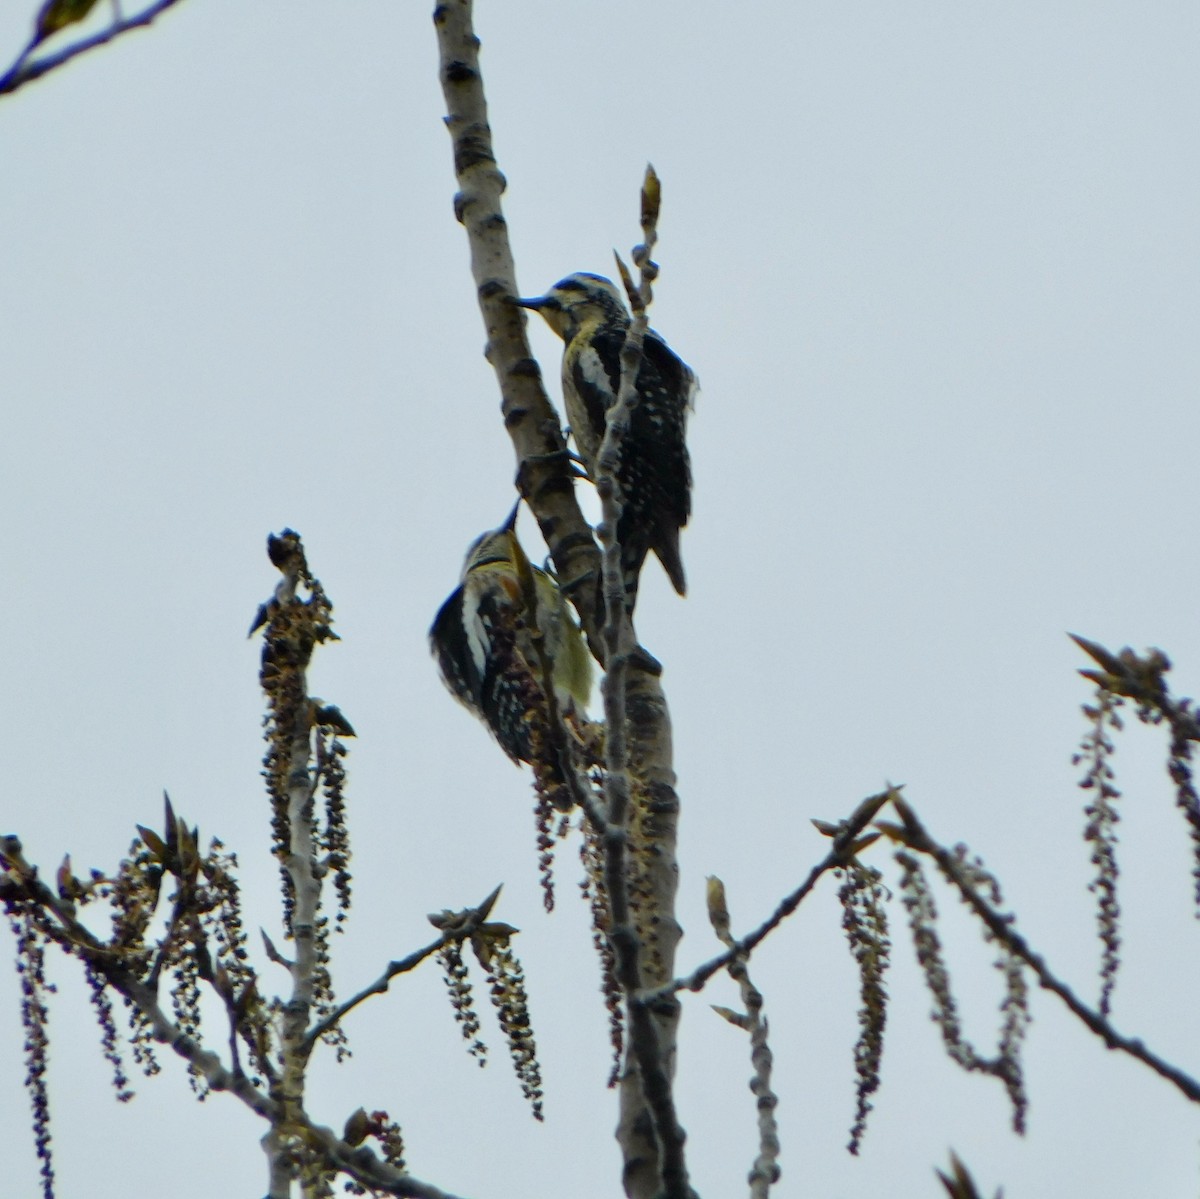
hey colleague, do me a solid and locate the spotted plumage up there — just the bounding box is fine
[430,508,592,763]
[516,273,695,609]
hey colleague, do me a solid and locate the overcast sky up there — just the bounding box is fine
[3,3,1200,1197]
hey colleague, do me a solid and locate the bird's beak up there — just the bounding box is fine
[501,500,521,532]
[511,294,547,311]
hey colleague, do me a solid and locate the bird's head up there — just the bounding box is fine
[513,273,629,340]
[460,502,526,581]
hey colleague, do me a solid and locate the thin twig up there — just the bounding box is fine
[1,838,279,1123]
[659,790,893,1000]
[302,933,457,1056]
[882,799,1200,1106]
[0,0,186,96]
[706,878,780,1198]
[262,538,325,1168]
[2,845,469,1199]
[595,171,691,1199]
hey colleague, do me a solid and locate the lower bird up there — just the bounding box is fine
[430,505,592,765]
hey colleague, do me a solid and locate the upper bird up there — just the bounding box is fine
[515,273,696,610]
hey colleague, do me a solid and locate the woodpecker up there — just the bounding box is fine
[515,273,696,608]
[430,506,592,764]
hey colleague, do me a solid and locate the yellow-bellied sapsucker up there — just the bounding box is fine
[516,273,696,609]
[430,507,592,765]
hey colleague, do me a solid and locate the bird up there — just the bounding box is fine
[515,273,696,610]
[430,505,592,765]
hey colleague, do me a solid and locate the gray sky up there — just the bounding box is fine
[3,2,1200,1196]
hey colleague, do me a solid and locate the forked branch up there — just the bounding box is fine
[0,0,186,96]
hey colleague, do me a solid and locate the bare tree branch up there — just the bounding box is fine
[0,0,186,97]
[265,537,325,1171]
[432,6,688,1197]
[705,878,780,1198]
[880,797,1200,1106]
[302,882,510,1055]
[302,935,446,1056]
[588,171,693,1199]
[1,836,280,1120]
[2,804,468,1198]
[660,790,893,1000]
[431,0,602,655]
